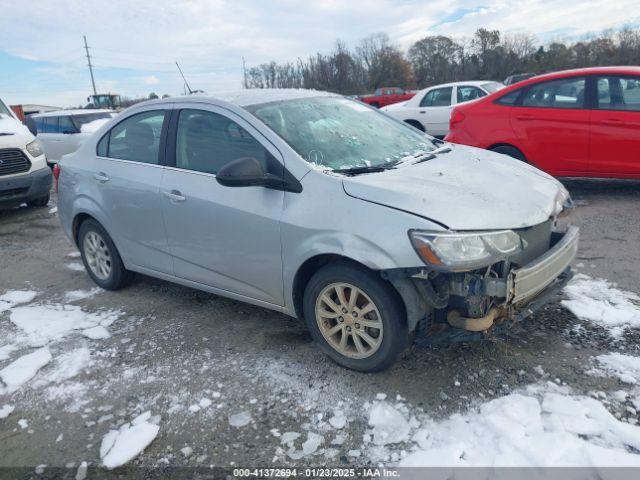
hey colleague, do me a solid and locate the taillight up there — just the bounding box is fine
[450,109,466,129]
[53,163,60,192]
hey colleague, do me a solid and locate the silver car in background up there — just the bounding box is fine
[57,90,578,372]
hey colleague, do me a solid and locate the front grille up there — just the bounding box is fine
[0,149,31,176]
[0,187,28,198]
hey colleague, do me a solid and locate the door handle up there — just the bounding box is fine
[602,118,623,126]
[93,172,109,183]
[419,110,426,114]
[515,114,535,121]
[163,190,186,202]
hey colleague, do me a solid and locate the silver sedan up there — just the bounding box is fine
[57,90,577,372]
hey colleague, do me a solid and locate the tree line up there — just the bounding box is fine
[244,28,640,94]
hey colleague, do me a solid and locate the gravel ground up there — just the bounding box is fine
[1,179,639,476]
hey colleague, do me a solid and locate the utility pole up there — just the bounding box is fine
[84,35,97,95]
[242,56,247,89]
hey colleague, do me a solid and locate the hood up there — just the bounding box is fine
[0,115,33,148]
[341,145,565,230]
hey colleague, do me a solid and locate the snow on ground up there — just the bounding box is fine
[0,404,14,419]
[562,274,640,337]
[362,381,640,467]
[0,347,52,394]
[590,353,640,385]
[9,303,120,345]
[99,411,160,469]
[0,290,37,313]
[66,262,86,272]
[64,287,103,302]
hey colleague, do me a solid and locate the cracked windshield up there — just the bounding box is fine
[249,97,436,170]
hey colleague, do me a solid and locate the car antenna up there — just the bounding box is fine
[176,61,193,95]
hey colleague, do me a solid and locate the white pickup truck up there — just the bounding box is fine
[0,97,52,208]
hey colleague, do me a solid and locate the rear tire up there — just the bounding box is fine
[27,194,49,207]
[404,120,425,132]
[490,145,526,162]
[303,262,408,372]
[78,219,133,290]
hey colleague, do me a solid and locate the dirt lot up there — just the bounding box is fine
[1,179,640,476]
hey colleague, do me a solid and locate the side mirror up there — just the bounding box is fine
[216,157,282,189]
[216,156,302,193]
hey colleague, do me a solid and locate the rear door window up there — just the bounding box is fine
[43,116,59,133]
[58,116,76,134]
[104,110,166,164]
[420,87,453,107]
[457,86,486,103]
[175,109,271,175]
[596,76,640,111]
[521,77,586,109]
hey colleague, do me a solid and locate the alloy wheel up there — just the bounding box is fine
[315,282,383,359]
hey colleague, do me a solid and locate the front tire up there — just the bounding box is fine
[78,219,133,290]
[303,262,408,372]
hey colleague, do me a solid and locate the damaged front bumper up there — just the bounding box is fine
[383,225,579,345]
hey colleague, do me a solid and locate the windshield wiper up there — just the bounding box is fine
[412,145,452,164]
[333,160,400,176]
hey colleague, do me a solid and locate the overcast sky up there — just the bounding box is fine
[1,0,638,107]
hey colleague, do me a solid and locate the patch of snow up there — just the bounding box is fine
[37,347,91,385]
[49,206,57,214]
[75,461,87,480]
[66,262,86,272]
[329,410,347,429]
[0,344,18,361]
[181,446,193,457]
[229,411,252,427]
[64,288,103,302]
[302,432,324,455]
[81,325,111,340]
[67,251,81,258]
[280,432,300,445]
[591,353,640,385]
[0,290,37,313]
[198,398,212,409]
[18,419,28,429]
[0,347,52,394]
[396,383,640,467]
[9,303,120,346]
[562,274,640,337]
[368,401,411,446]
[100,411,160,469]
[0,404,14,419]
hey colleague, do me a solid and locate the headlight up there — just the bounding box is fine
[25,140,44,157]
[409,229,524,271]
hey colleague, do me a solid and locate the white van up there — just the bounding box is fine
[29,109,115,164]
[0,97,52,208]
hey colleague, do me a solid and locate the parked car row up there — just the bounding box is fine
[357,87,415,108]
[381,81,504,137]
[0,96,52,208]
[445,66,640,178]
[26,109,115,164]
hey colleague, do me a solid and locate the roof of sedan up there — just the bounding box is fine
[32,109,114,118]
[506,66,640,88]
[165,89,338,108]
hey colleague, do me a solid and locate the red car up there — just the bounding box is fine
[358,87,415,108]
[445,66,640,178]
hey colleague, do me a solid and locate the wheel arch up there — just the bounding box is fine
[403,119,425,132]
[291,254,407,326]
[487,142,527,161]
